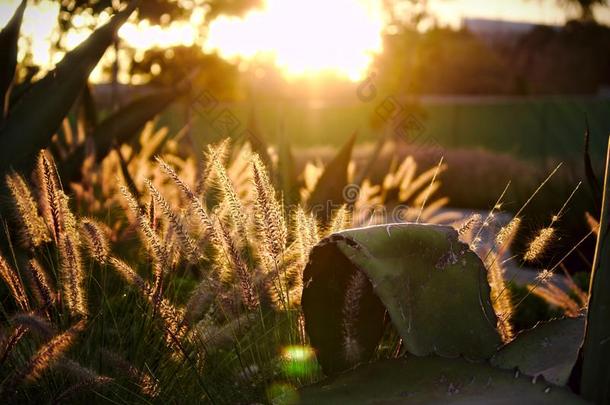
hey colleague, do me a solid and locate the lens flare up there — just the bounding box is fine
[280,345,319,378]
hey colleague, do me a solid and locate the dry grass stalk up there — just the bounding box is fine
[120,185,168,268]
[495,217,522,247]
[13,319,86,386]
[196,138,230,197]
[486,253,514,342]
[561,265,588,306]
[79,218,110,264]
[535,269,554,284]
[415,157,445,223]
[101,349,160,398]
[251,154,287,260]
[108,257,148,293]
[59,235,87,317]
[294,206,319,266]
[0,253,30,311]
[530,283,582,317]
[185,278,218,323]
[11,313,55,339]
[249,164,288,304]
[148,194,157,232]
[156,157,221,247]
[329,205,351,235]
[25,259,55,310]
[195,314,255,349]
[457,213,481,237]
[342,271,367,364]
[217,222,258,310]
[211,152,248,240]
[157,298,187,340]
[586,212,600,236]
[5,172,50,248]
[108,258,185,340]
[51,359,112,404]
[145,179,199,261]
[37,152,87,316]
[120,185,167,306]
[289,207,321,299]
[51,377,113,404]
[530,264,587,317]
[36,151,62,243]
[524,227,555,262]
[0,325,28,366]
[524,182,580,262]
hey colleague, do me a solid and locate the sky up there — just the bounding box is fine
[1,0,609,82]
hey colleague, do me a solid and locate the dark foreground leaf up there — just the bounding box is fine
[580,135,610,403]
[492,316,585,386]
[300,356,586,404]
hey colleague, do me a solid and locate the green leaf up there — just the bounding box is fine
[491,316,585,386]
[0,0,26,121]
[307,132,356,223]
[580,135,610,403]
[0,3,136,172]
[301,224,502,375]
[299,356,586,404]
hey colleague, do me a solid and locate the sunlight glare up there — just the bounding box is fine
[1,0,384,83]
[203,0,384,81]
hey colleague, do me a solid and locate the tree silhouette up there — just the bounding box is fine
[558,0,608,21]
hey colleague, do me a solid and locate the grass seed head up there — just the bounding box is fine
[524,227,555,262]
[79,218,110,264]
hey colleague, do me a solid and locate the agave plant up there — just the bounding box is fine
[299,136,610,404]
[0,1,188,181]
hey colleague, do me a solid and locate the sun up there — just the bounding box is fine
[203,0,385,82]
[1,0,385,83]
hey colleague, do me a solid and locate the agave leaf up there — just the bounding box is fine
[0,3,136,173]
[354,126,389,186]
[301,224,502,375]
[491,316,585,386]
[307,132,356,223]
[114,146,139,199]
[0,0,26,121]
[277,122,299,205]
[61,85,185,180]
[6,66,38,111]
[245,106,272,167]
[91,85,187,161]
[79,83,98,133]
[300,356,586,404]
[580,135,610,403]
